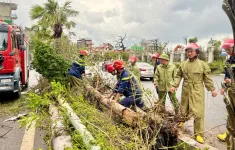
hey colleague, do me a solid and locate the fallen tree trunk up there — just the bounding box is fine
[68,76,179,148]
[86,84,143,126]
[85,84,178,149]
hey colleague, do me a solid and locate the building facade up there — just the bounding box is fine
[99,43,113,51]
[0,2,17,21]
[77,38,93,52]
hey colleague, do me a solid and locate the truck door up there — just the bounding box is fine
[24,41,29,83]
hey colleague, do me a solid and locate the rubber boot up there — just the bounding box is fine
[217,132,228,141]
[178,122,184,128]
[195,135,205,144]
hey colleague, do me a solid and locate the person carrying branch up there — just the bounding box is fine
[154,54,179,114]
[217,44,235,141]
[170,43,217,144]
[218,39,235,149]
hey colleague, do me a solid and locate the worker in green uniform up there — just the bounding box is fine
[170,43,217,144]
[68,50,88,87]
[217,53,235,141]
[154,54,179,114]
[128,56,140,80]
[220,39,235,150]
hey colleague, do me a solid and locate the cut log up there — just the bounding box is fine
[86,85,143,126]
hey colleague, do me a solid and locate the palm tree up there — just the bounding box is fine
[31,24,52,40]
[30,0,78,39]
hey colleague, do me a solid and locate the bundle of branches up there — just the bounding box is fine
[32,40,70,85]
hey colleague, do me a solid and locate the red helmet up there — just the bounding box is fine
[129,56,138,62]
[151,53,160,59]
[79,50,88,56]
[113,60,125,70]
[106,64,115,73]
[222,39,234,49]
[185,43,200,54]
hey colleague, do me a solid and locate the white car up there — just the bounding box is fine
[136,62,154,80]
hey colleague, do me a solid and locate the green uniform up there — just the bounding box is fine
[224,62,235,150]
[129,63,140,80]
[226,88,235,150]
[69,75,82,87]
[173,59,215,136]
[154,63,179,113]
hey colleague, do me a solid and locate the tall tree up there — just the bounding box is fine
[30,0,78,39]
[208,39,221,48]
[152,38,159,51]
[115,33,127,51]
[188,37,198,43]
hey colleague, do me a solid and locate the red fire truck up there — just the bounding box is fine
[0,20,30,97]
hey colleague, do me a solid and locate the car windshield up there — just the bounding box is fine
[0,32,8,51]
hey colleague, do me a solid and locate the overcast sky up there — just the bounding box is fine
[7,0,233,47]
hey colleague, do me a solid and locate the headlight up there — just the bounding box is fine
[1,79,12,83]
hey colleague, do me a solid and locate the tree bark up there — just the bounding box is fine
[86,85,141,126]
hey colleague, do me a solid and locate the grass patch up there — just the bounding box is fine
[0,94,28,117]
[208,60,225,75]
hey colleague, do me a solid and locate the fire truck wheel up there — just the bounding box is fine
[25,81,29,89]
[25,70,30,89]
[14,77,22,98]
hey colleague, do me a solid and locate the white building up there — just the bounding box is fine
[0,2,17,22]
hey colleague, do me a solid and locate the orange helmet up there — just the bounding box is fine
[79,50,88,56]
[106,64,115,73]
[129,56,138,62]
[113,60,125,70]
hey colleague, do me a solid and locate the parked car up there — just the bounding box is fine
[136,62,154,80]
[221,49,227,57]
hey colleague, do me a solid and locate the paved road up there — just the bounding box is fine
[0,70,48,150]
[141,76,227,149]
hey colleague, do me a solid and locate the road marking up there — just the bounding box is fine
[20,121,36,150]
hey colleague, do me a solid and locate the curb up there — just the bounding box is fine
[179,132,219,150]
[49,104,72,150]
[57,96,100,150]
